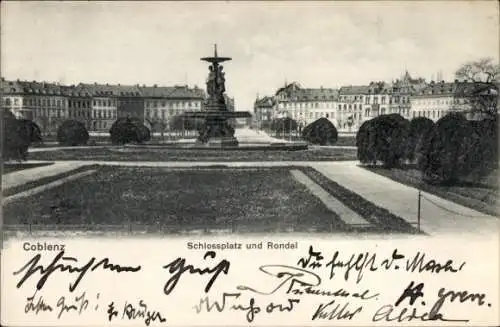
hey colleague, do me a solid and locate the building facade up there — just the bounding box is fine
[18,81,69,135]
[141,84,205,133]
[274,82,339,129]
[1,79,27,120]
[254,96,275,128]
[79,83,119,132]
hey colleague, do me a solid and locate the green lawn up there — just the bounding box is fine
[28,146,358,162]
[363,166,499,217]
[3,166,351,233]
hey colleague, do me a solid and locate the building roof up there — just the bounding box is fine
[276,82,339,101]
[255,96,275,108]
[17,80,66,96]
[0,79,24,94]
[414,81,457,97]
[164,85,205,99]
[339,85,370,95]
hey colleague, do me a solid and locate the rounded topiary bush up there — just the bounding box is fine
[19,119,43,144]
[405,117,435,163]
[356,120,374,164]
[135,124,151,143]
[2,111,31,161]
[356,114,409,168]
[419,113,473,184]
[302,118,338,145]
[109,117,151,144]
[57,120,89,146]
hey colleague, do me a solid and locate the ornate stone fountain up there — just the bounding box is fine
[183,44,252,147]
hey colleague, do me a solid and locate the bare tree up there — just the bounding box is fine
[455,58,499,118]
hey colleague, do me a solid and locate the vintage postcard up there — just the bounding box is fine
[1,1,499,326]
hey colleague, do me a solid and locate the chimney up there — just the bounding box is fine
[154,84,157,88]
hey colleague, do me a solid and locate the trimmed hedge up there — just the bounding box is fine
[19,119,43,144]
[271,117,298,133]
[109,117,151,145]
[419,113,475,184]
[404,117,435,163]
[57,120,89,146]
[3,111,31,161]
[302,118,338,145]
[356,114,410,168]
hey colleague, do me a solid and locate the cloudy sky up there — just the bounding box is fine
[1,1,498,109]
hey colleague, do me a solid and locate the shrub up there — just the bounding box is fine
[462,115,498,176]
[419,113,474,184]
[135,124,151,143]
[356,120,374,164]
[404,117,435,163]
[2,111,31,161]
[19,119,43,144]
[302,118,338,145]
[109,117,151,144]
[57,120,89,146]
[356,114,410,168]
[271,117,298,133]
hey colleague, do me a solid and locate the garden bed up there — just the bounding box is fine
[3,166,351,233]
[28,146,357,162]
[301,167,421,234]
[363,166,499,217]
[2,164,100,197]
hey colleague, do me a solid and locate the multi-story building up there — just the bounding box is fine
[338,85,369,131]
[115,84,144,122]
[79,83,119,132]
[274,82,339,129]
[254,95,275,128]
[1,79,27,119]
[388,72,427,119]
[410,81,462,122]
[65,84,93,131]
[19,80,69,135]
[141,84,205,133]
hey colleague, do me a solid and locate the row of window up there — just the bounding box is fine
[412,98,465,106]
[93,99,117,107]
[145,100,201,109]
[145,108,199,119]
[413,110,447,120]
[277,100,412,111]
[4,97,67,107]
[92,120,109,130]
[2,97,202,109]
[92,109,116,119]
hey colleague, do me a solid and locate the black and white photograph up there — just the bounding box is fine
[2,1,498,237]
[1,1,499,326]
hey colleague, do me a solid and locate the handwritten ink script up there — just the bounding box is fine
[6,244,496,325]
